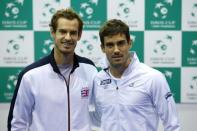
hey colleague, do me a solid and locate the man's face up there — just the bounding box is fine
[51,17,81,55]
[102,33,131,68]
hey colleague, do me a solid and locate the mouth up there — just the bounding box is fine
[111,55,123,61]
[112,55,123,59]
[62,41,75,46]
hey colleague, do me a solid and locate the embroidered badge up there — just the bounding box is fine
[81,87,89,98]
[100,79,111,85]
[165,92,172,100]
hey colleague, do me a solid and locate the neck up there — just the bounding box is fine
[109,67,125,78]
[109,58,131,78]
[54,49,74,65]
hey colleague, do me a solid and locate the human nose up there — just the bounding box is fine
[114,44,120,53]
[64,33,72,40]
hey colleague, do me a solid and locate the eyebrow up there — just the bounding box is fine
[105,40,126,44]
[57,28,77,31]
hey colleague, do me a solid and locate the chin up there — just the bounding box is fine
[111,63,122,68]
[59,49,74,55]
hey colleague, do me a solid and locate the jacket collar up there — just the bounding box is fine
[49,49,79,74]
[103,51,140,78]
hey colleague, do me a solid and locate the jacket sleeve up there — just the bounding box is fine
[89,78,101,130]
[7,73,34,131]
[150,71,180,131]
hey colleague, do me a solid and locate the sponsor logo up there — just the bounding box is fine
[100,79,111,85]
[129,82,135,87]
[165,92,172,100]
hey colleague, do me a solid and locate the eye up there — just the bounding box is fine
[117,40,127,47]
[57,29,67,35]
[105,42,114,48]
[70,31,78,36]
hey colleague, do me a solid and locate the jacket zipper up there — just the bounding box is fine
[61,73,71,131]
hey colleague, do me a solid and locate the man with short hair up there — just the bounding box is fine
[90,19,180,131]
[8,8,97,131]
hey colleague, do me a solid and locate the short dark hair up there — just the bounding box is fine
[99,19,130,46]
[49,8,83,35]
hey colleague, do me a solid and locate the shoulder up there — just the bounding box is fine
[75,55,98,78]
[93,69,109,84]
[137,63,166,84]
[76,55,95,66]
[19,55,51,79]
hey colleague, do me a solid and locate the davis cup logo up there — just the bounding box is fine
[163,70,173,79]
[130,34,136,43]
[76,32,104,67]
[79,0,99,19]
[191,3,197,17]
[116,0,135,18]
[153,35,173,55]
[6,34,24,55]
[4,0,24,19]
[41,0,61,18]
[190,40,197,56]
[79,34,98,55]
[6,71,20,90]
[153,0,173,19]
[41,39,54,56]
[190,76,197,90]
[42,3,56,17]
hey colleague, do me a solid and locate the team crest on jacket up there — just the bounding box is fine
[81,87,89,98]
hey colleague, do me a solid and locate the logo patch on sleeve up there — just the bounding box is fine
[100,79,111,85]
[81,87,89,98]
[165,92,172,100]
